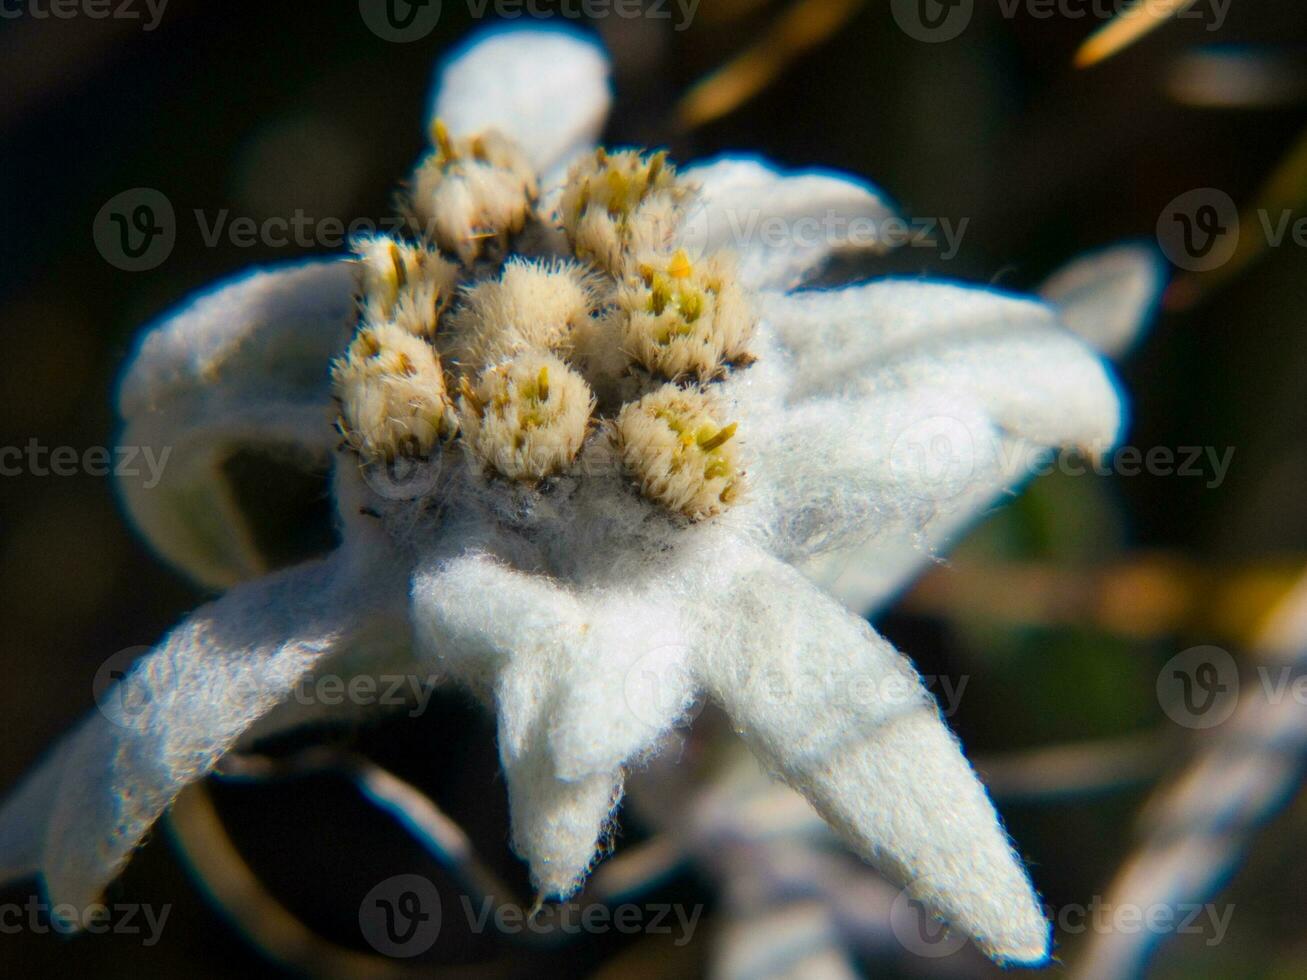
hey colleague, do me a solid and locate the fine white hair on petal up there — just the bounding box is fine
[690,550,1050,966]
[1039,242,1166,358]
[430,26,612,179]
[0,543,404,915]
[679,156,898,291]
[798,433,1045,617]
[744,389,1001,564]
[116,259,356,588]
[763,279,1125,450]
[497,669,626,899]
[410,551,697,894]
[757,280,1130,614]
[544,589,696,781]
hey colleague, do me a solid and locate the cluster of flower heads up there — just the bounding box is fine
[330,122,754,521]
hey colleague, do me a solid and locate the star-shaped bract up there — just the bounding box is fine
[0,25,1163,966]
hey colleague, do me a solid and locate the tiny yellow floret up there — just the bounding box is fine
[459,351,595,482]
[408,121,537,264]
[332,322,456,460]
[615,384,744,520]
[616,250,754,381]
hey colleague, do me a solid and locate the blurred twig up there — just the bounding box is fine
[198,748,685,951]
[976,731,1178,800]
[1074,0,1199,69]
[677,0,864,128]
[168,782,422,980]
[1168,127,1307,310]
[902,554,1304,646]
[1070,568,1307,978]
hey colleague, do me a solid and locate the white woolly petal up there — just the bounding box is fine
[410,548,575,691]
[1039,243,1166,358]
[753,280,1126,610]
[799,431,1035,615]
[496,676,625,899]
[411,554,618,896]
[545,591,695,781]
[691,553,1049,965]
[117,259,356,588]
[431,26,611,179]
[410,552,696,892]
[765,280,1122,440]
[679,156,897,291]
[0,545,402,912]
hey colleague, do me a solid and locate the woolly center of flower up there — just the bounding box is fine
[331,126,756,520]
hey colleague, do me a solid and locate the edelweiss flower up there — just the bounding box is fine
[0,26,1163,966]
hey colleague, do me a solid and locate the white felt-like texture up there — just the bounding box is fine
[0,543,401,912]
[692,551,1050,966]
[754,280,1126,614]
[117,259,356,588]
[1040,243,1165,358]
[431,26,611,180]
[413,529,1048,961]
[6,24,1160,960]
[680,156,897,292]
[411,549,698,896]
[761,279,1122,436]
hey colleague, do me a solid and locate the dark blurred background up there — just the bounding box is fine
[3,1,1307,977]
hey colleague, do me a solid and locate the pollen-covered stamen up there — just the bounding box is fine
[407,119,538,264]
[616,248,754,382]
[332,322,457,461]
[447,258,598,370]
[353,235,459,340]
[460,351,595,482]
[560,148,688,273]
[615,383,744,520]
